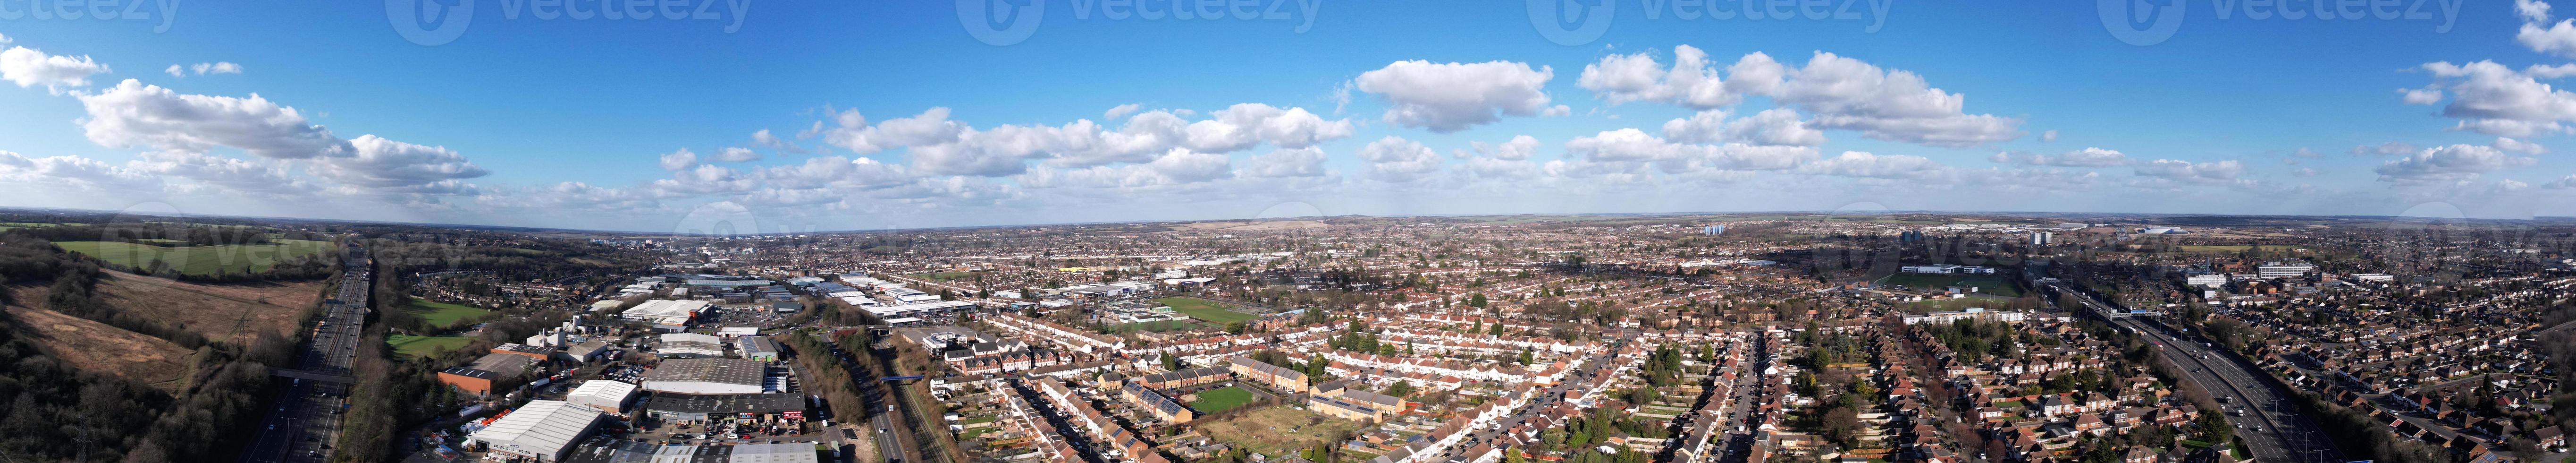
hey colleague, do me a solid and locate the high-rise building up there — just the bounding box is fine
[2029,232,2053,246]
[1703,225,1726,235]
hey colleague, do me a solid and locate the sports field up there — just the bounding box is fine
[56,239,335,276]
[1189,386,1256,413]
[388,334,472,358]
[1155,297,1256,324]
[1878,273,2022,297]
[404,297,493,327]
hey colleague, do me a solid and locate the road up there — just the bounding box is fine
[2050,283,2346,463]
[822,335,921,463]
[1711,335,1772,463]
[240,244,372,463]
[1426,337,1631,462]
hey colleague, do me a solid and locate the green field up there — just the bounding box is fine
[404,297,493,327]
[55,240,336,276]
[1878,273,2023,297]
[914,271,978,282]
[1155,297,1256,324]
[388,334,472,358]
[1189,386,1257,414]
[1109,319,1209,334]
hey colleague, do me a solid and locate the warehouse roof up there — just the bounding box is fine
[469,401,603,459]
[644,358,766,386]
[643,392,803,415]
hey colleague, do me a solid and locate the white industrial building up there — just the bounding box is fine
[641,358,767,394]
[2258,263,2315,279]
[1899,265,1997,274]
[467,400,604,462]
[621,299,710,332]
[564,380,639,414]
[657,333,729,358]
[2186,274,2229,288]
[862,300,980,318]
[1902,308,2026,325]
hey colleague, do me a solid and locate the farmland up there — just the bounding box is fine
[55,239,336,276]
[96,271,325,343]
[1155,297,1257,324]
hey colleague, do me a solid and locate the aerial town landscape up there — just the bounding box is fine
[11,0,2576,463]
[0,211,2567,463]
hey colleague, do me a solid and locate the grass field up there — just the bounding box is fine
[388,334,473,358]
[1196,407,1363,456]
[1188,386,1257,413]
[1155,297,1256,324]
[98,271,325,344]
[3,305,195,392]
[913,271,978,282]
[404,297,493,327]
[1877,273,2023,297]
[1110,319,1210,334]
[56,239,335,276]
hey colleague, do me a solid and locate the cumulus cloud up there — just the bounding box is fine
[1801,151,1950,180]
[1565,128,1817,173]
[312,135,490,189]
[1240,147,1329,178]
[2518,0,2576,58]
[2350,142,2419,156]
[749,129,807,154]
[1660,109,1827,146]
[713,147,761,163]
[1575,45,1757,109]
[76,79,349,159]
[1104,103,1142,120]
[807,104,1348,177]
[1353,60,1556,132]
[2546,174,2576,189]
[0,151,162,192]
[2415,61,2576,136]
[2493,137,2547,154]
[2134,159,2249,186]
[1356,136,1443,181]
[1463,135,1542,161]
[658,148,699,171]
[129,150,309,195]
[816,107,967,154]
[1990,147,2131,167]
[165,61,242,77]
[2040,130,2058,142]
[1576,48,2021,147]
[1,46,109,89]
[2372,144,2539,184]
[1018,149,1232,189]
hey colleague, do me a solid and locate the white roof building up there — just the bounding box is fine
[657,333,727,358]
[726,442,823,463]
[641,358,767,394]
[564,380,639,414]
[468,400,604,462]
[622,299,709,331]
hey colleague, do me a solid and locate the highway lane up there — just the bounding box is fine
[240,245,371,463]
[2051,283,2344,463]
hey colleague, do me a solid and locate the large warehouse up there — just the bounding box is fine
[564,380,640,414]
[641,358,767,394]
[468,400,605,462]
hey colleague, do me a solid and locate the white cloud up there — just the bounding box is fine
[2518,0,2576,58]
[2399,86,2443,105]
[1990,147,2131,167]
[817,107,967,154]
[713,147,762,163]
[2134,159,2248,186]
[749,129,807,154]
[1239,147,1329,178]
[2040,130,2058,142]
[1575,45,1747,109]
[2494,137,2548,154]
[1353,60,1556,133]
[1104,103,1142,120]
[129,150,309,195]
[2349,141,2419,156]
[76,79,349,159]
[2372,144,2539,184]
[1565,128,1817,173]
[2416,61,2576,136]
[1801,151,1950,180]
[1,46,109,89]
[2546,174,2576,189]
[165,61,243,78]
[1576,48,2021,147]
[1356,136,1443,181]
[0,151,163,192]
[1465,135,1542,161]
[313,135,490,189]
[1183,103,1354,152]
[1660,108,1826,146]
[658,148,699,171]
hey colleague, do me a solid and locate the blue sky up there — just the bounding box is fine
[0,0,2570,232]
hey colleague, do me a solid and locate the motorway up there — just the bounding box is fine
[821,335,921,463]
[2051,283,2346,463]
[240,244,372,463]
